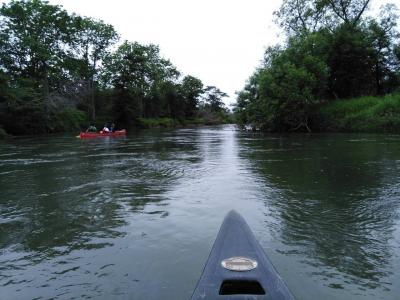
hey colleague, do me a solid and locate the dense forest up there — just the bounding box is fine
[234,0,400,132]
[0,0,230,135]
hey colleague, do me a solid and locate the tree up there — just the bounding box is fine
[0,0,76,132]
[102,41,181,125]
[202,86,228,113]
[367,4,400,94]
[274,0,329,35]
[324,0,370,27]
[72,17,118,120]
[327,24,376,98]
[259,34,329,132]
[234,70,262,124]
[180,75,203,118]
[275,0,372,36]
[237,0,400,132]
[0,0,73,91]
[0,0,231,133]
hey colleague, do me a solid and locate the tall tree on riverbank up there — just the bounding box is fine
[275,0,371,35]
[101,41,181,126]
[0,0,76,133]
[202,86,228,113]
[198,86,231,123]
[180,75,204,118]
[72,17,119,120]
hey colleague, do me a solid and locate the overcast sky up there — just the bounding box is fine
[1,0,396,105]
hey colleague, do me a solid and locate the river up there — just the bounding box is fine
[0,125,399,299]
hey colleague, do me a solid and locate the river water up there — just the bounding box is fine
[0,125,399,300]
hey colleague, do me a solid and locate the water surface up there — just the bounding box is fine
[0,125,399,299]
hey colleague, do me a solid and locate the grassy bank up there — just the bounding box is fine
[137,117,179,128]
[136,115,232,129]
[321,93,400,133]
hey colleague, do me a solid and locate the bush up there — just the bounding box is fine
[184,118,211,126]
[137,117,177,128]
[321,93,400,132]
[47,109,88,132]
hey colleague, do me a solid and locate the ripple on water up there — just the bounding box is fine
[0,158,66,166]
[1,129,400,300]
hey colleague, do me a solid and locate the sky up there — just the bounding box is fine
[1,0,397,106]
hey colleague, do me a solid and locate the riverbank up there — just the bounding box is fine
[0,115,232,137]
[5,93,400,135]
[137,114,232,129]
[321,93,400,133]
[239,93,400,134]
[136,117,220,129]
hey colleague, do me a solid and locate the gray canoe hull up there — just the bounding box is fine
[191,210,295,300]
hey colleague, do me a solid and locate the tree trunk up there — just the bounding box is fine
[42,62,50,131]
[90,79,96,120]
[90,59,97,121]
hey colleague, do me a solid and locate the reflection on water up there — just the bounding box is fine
[239,134,400,299]
[0,127,399,299]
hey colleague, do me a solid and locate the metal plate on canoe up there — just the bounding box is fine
[221,257,258,271]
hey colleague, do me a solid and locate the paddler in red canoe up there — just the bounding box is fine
[86,125,97,132]
[102,124,110,133]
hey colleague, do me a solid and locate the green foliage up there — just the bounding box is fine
[182,118,207,126]
[0,0,72,87]
[180,75,203,118]
[321,93,400,132]
[0,0,227,134]
[1,78,46,134]
[236,0,400,132]
[71,16,119,120]
[236,32,329,131]
[47,109,88,132]
[198,109,232,125]
[0,0,118,133]
[137,117,177,129]
[201,86,228,112]
[136,116,231,128]
[275,0,371,36]
[197,86,232,125]
[102,41,203,127]
[328,24,374,98]
[102,41,179,94]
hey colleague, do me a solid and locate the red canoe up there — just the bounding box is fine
[79,129,127,138]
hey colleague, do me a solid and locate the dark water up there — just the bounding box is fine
[1,125,399,300]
